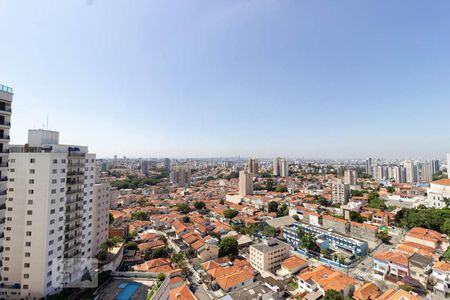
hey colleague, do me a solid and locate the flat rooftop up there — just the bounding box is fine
[251,239,289,253]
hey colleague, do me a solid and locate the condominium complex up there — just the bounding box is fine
[0,130,97,299]
[331,179,350,204]
[273,157,288,177]
[0,84,12,264]
[249,239,290,273]
[169,165,191,186]
[246,158,259,175]
[140,160,149,175]
[239,170,253,196]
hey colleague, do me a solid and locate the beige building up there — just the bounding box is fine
[239,170,253,196]
[247,158,259,175]
[249,239,290,273]
[331,179,350,204]
[0,130,96,299]
[344,169,357,185]
[92,182,110,256]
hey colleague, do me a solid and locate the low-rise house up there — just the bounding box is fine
[297,265,356,299]
[216,269,254,292]
[404,227,445,251]
[132,258,181,276]
[374,289,422,300]
[431,261,450,297]
[138,240,166,256]
[278,256,308,277]
[353,282,381,300]
[170,284,198,300]
[408,253,434,286]
[373,251,411,281]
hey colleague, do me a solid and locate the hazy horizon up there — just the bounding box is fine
[2,0,450,158]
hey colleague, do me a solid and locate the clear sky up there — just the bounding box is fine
[1,0,450,159]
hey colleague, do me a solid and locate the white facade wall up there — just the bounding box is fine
[92,182,110,256]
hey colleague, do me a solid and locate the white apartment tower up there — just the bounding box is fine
[331,179,350,204]
[239,170,253,196]
[0,130,96,299]
[404,160,417,183]
[0,85,12,264]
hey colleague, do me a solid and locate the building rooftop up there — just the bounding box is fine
[251,238,289,253]
[0,84,13,94]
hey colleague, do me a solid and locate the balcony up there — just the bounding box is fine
[66,188,83,195]
[67,171,84,176]
[66,197,83,205]
[0,135,10,141]
[65,214,83,223]
[0,107,12,115]
[0,84,13,94]
[0,176,7,182]
[68,163,85,168]
[0,121,10,128]
[0,162,8,168]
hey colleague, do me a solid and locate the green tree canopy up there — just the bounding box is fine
[178,203,191,214]
[219,237,239,260]
[268,201,279,213]
[194,201,206,210]
[223,209,239,220]
[323,289,343,300]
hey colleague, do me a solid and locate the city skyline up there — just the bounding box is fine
[2,1,450,158]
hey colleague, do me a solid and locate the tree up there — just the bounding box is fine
[292,214,300,221]
[182,216,190,223]
[131,211,148,221]
[277,204,289,217]
[268,201,278,213]
[300,232,316,251]
[150,247,169,259]
[125,241,138,250]
[223,209,239,220]
[178,203,191,214]
[323,289,343,300]
[265,179,274,191]
[219,199,225,205]
[349,211,364,223]
[441,219,450,235]
[378,231,390,244]
[338,256,346,265]
[275,184,288,193]
[351,190,364,197]
[442,246,450,261]
[194,201,206,210]
[219,237,238,260]
[263,226,279,238]
[386,186,395,193]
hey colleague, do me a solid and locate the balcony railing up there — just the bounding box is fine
[0,176,7,182]
[0,108,12,113]
[66,189,83,195]
[0,135,10,140]
[66,197,83,205]
[0,121,10,126]
[67,171,84,176]
[0,163,8,168]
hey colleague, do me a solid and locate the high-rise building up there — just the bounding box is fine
[344,169,357,185]
[331,179,350,204]
[0,84,12,264]
[1,130,96,299]
[163,158,171,171]
[239,170,253,196]
[170,165,191,186]
[404,160,417,183]
[92,182,110,256]
[141,160,149,175]
[431,160,440,176]
[273,157,288,177]
[418,161,433,182]
[366,158,373,175]
[247,158,259,175]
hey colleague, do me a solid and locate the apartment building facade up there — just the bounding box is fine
[238,170,253,196]
[92,182,110,256]
[0,130,96,299]
[249,239,290,273]
[0,84,12,264]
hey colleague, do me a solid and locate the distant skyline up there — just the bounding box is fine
[1,1,450,158]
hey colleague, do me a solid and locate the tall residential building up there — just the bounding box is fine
[0,84,12,263]
[418,161,433,183]
[404,160,417,183]
[239,170,253,196]
[170,165,191,187]
[391,166,406,183]
[140,160,149,175]
[246,158,259,175]
[273,157,288,177]
[331,179,350,204]
[366,158,373,175]
[249,239,290,273]
[432,160,440,175]
[92,182,110,256]
[163,158,171,171]
[0,130,96,299]
[344,169,357,185]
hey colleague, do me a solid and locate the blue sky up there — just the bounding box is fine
[1,0,450,159]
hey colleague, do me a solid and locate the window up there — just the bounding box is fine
[28,189,34,195]
[52,169,57,174]
[24,263,30,268]
[26,231,32,236]
[29,179,34,184]
[51,189,56,194]
[23,285,28,290]
[30,159,35,163]
[52,179,57,184]
[50,209,55,214]
[9,168,14,172]
[9,178,14,182]
[53,159,58,164]
[25,242,31,247]
[27,210,32,215]
[62,159,66,163]
[29,169,35,174]
[24,274,29,279]
[26,221,32,225]
[25,252,30,257]
[27,200,33,205]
